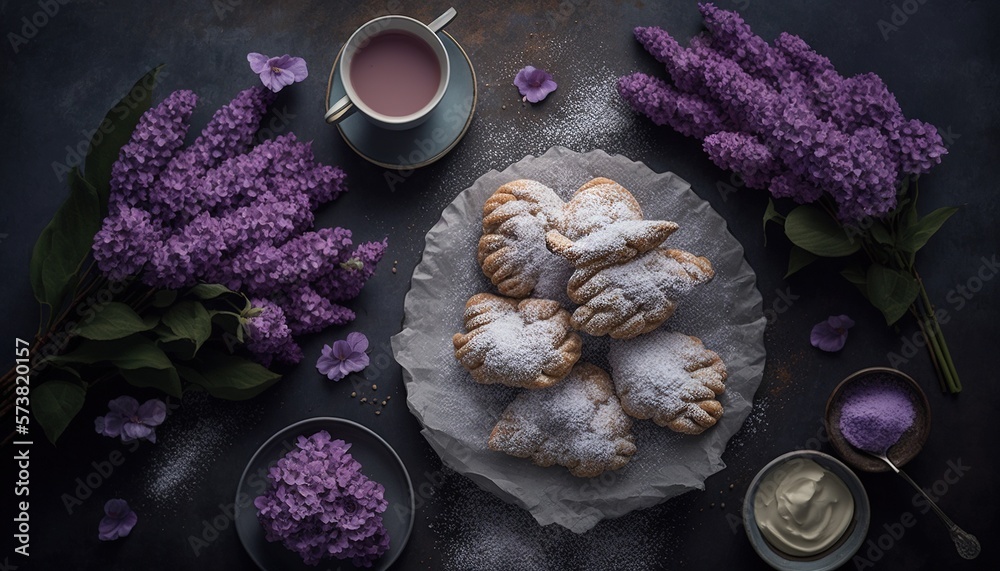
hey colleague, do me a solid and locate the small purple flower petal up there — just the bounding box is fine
[249,53,309,93]
[316,332,370,381]
[95,412,124,438]
[272,54,309,81]
[346,332,369,353]
[96,397,165,443]
[514,65,557,103]
[341,353,370,372]
[247,52,270,74]
[98,499,137,541]
[136,399,167,426]
[810,314,854,352]
[122,422,153,442]
[107,396,139,416]
[331,339,353,361]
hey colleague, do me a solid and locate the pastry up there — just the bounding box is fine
[608,330,727,435]
[558,247,713,339]
[452,293,582,389]
[546,219,679,269]
[559,177,644,239]
[488,362,637,478]
[545,177,714,338]
[478,180,570,298]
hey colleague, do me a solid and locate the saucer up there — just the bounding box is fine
[325,31,477,170]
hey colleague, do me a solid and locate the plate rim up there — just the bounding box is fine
[324,30,477,170]
[234,416,416,571]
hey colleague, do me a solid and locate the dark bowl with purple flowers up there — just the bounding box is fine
[234,417,415,570]
[825,367,931,473]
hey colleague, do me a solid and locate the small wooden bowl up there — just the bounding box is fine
[825,367,931,473]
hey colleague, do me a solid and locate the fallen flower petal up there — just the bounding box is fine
[810,314,855,352]
[514,65,557,103]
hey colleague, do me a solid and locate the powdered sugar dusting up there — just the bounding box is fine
[139,391,263,511]
[433,470,675,571]
[609,330,725,424]
[490,363,635,477]
[560,179,643,239]
[490,212,571,297]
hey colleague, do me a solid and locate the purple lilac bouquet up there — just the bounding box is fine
[254,430,390,567]
[92,85,386,366]
[2,66,387,445]
[619,4,961,392]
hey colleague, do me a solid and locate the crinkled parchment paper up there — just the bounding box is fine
[391,147,766,533]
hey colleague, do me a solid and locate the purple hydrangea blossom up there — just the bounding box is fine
[94,396,166,443]
[317,332,370,381]
[93,87,385,365]
[513,66,557,103]
[810,315,855,352]
[254,430,390,567]
[247,53,309,93]
[98,499,138,541]
[618,4,948,221]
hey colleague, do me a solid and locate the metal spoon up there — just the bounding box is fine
[866,449,980,559]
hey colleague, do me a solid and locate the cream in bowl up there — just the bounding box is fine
[743,450,870,571]
[753,457,854,556]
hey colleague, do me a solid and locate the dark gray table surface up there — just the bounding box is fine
[1,1,998,570]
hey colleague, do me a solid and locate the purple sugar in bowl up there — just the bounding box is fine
[825,367,931,473]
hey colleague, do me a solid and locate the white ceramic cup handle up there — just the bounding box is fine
[325,94,354,124]
[428,7,456,33]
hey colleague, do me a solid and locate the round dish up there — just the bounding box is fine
[234,417,415,571]
[391,147,767,533]
[743,450,871,571]
[825,367,931,473]
[325,30,476,170]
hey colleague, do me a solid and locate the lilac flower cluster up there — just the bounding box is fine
[92,87,386,365]
[254,430,390,567]
[618,3,947,221]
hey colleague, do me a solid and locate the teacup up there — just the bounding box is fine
[325,8,456,131]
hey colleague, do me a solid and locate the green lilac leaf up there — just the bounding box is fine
[33,380,86,444]
[866,264,919,325]
[150,289,178,308]
[74,301,156,340]
[783,205,861,257]
[869,221,893,246]
[785,246,819,278]
[29,168,101,323]
[762,198,785,246]
[83,64,163,217]
[177,353,281,400]
[52,335,173,370]
[121,367,182,398]
[188,283,234,300]
[161,301,212,354]
[897,207,959,254]
[210,310,243,337]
